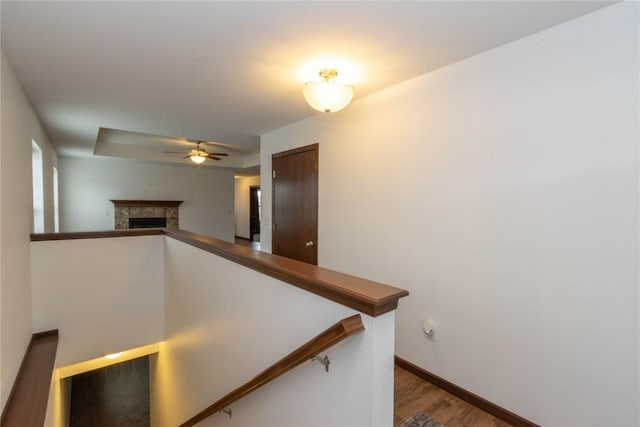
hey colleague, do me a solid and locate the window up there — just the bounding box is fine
[32,140,44,233]
[53,166,59,232]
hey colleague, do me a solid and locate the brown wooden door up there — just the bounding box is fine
[272,144,318,265]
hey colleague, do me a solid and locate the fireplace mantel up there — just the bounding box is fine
[111,200,183,229]
[110,200,183,208]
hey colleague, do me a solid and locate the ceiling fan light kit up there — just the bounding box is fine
[190,153,206,164]
[303,68,354,113]
[163,140,229,165]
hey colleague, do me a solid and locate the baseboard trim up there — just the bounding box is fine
[394,356,539,427]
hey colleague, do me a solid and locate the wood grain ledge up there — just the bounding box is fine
[30,228,164,241]
[164,229,408,317]
[110,199,183,207]
[1,330,59,427]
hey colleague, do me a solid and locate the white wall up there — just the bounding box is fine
[32,235,164,427]
[39,139,58,234]
[0,52,57,409]
[153,237,395,426]
[30,235,164,367]
[59,157,235,241]
[261,3,639,426]
[234,175,260,239]
[30,232,396,426]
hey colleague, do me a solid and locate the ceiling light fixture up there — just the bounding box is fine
[303,68,354,113]
[190,152,206,164]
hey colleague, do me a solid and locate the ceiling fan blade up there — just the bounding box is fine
[205,152,229,157]
[204,154,221,160]
[182,155,191,159]
[194,140,222,146]
[191,140,250,153]
[163,150,188,154]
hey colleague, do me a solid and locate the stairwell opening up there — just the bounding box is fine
[69,356,150,427]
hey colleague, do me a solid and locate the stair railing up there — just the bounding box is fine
[180,314,365,427]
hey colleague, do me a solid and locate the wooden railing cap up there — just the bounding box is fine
[164,229,409,317]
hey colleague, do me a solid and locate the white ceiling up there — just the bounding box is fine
[1,1,613,170]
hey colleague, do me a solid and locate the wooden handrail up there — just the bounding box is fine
[180,314,365,427]
[1,330,59,427]
[164,229,409,316]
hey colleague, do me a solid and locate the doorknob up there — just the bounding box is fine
[305,241,315,248]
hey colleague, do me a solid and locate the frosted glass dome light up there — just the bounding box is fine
[190,152,206,164]
[303,68,354,113]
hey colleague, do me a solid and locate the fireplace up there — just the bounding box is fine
[111,200,183,229]
[129,217,167,229]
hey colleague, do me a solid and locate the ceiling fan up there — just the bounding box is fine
[163,140,229,164]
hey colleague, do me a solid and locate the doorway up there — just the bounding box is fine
[249,186,261,242]
[272,143,318,265]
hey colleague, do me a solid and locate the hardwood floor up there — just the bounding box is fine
[394,366,512,427]
[234,236,261,250]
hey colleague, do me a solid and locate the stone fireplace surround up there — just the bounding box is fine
[111,200,183,229]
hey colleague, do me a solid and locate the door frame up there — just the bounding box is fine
[249,185,261,242]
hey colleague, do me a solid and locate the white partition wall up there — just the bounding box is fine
[30,233,399,427]
[153,237,395,427]
[31,235,165,366]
